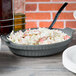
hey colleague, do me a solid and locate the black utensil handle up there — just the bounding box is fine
[49,2,68,29]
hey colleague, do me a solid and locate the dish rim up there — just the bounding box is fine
[1,28,74,47]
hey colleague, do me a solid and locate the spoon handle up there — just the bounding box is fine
[49,2,68,29]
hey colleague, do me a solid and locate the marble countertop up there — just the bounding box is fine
[0,31,76,76]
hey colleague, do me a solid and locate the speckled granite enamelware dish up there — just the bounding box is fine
[1,28,74,57]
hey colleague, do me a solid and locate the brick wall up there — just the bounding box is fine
[14,0,25,13]
[25,0,76,29]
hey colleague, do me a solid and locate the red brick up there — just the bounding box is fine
[26,4,37,11]
[26,0,50,2]
[14,0,25,13]
[25,22,37,29]
[66,3,76,10]
[66,21,76,28]
[53,12,74,20]
[53,0,76,1]
[39,21,64,28]
[39,4,63,11]
[39,21,51,27]
[26,13,51,20]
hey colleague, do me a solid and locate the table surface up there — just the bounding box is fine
[0,31,76,76]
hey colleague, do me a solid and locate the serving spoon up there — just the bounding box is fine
[1,2,68,44]
[49,2,68,29]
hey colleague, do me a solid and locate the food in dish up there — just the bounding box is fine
[8,28,70,45]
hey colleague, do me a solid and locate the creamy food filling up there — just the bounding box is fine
[8,28,70,45]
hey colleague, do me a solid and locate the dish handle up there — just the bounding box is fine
[63,28,74,36]
[1,35,11,44]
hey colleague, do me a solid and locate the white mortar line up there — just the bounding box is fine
[37,3,39,11]
[65,10,76,12]
[64,21,66,28]
[26,20,76,22]
[25,2,37,4]
[25,11,50,13]
[51,1,76,3]
[12,0,14,30]
[26,20,37,22]
[57,20,76,21]
[51,12,52,19]
[25,2,76,4]
[26,20,52,22]
[25,11,74,13]
[24,0,25,13]
[37,21,39,27]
